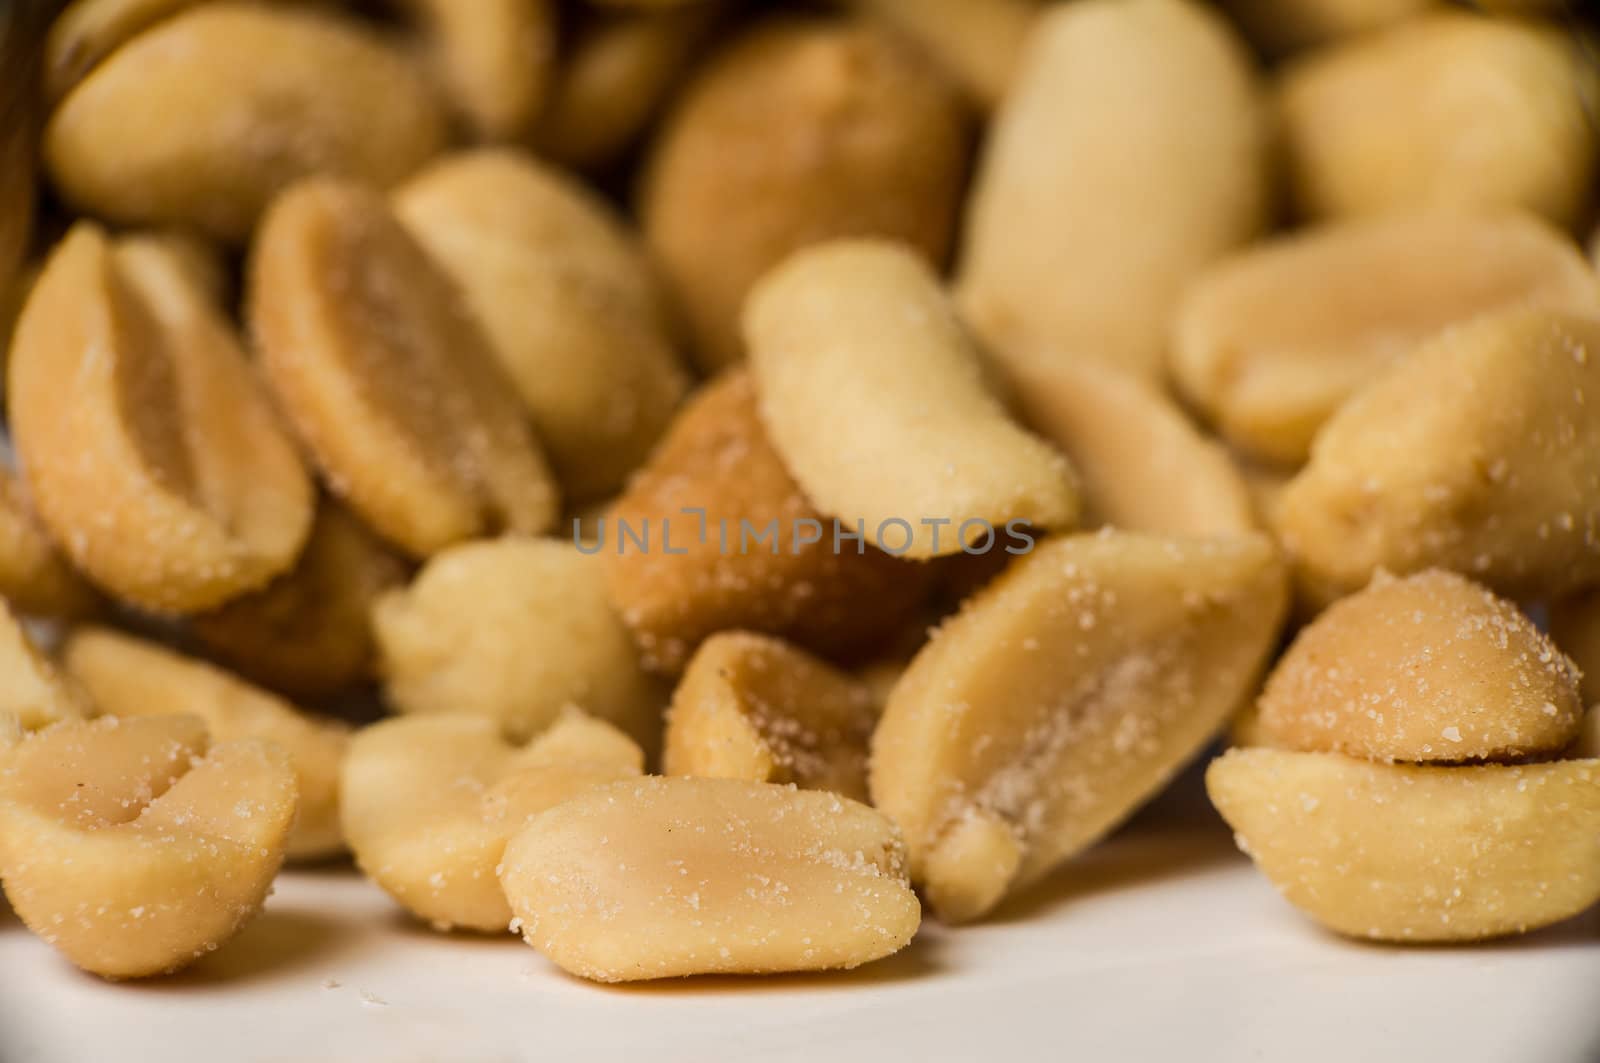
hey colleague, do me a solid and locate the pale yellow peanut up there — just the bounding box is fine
[395,149,688,501]
[45,3,448,241]
[0,715,297,977]
[1257,570,1582,763]
[1207,748,1600,942]
[249,178,558,559]
[0,599,94,732]
[62,628,350,860]
[341,713,642,931]
[1220,0,1434,54]
[1278,13,1599,228]
[1551,589,1600,708]
[8,224,314,613]
[0,469,100,620]
[871,531,1287,922]
[1172,212,1599,466]
[842,0,1037,108]
[641,17,970,371]
[745,240,1079,559]
[373,538,662,749]
[1004,358,1255,537]
[499,776,920,981]
[956,0,1267,384]
[1274,307,1600,604]
[664,632,878,801]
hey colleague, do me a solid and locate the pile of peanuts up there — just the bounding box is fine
[1,0,1599,987]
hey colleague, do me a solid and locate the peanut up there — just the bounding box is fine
[745,240,1080,559]
[62,628,351,860]
[1172,212,1599,466]
[0,598,94,733]
[1207,748,1600,942]
[249,178,559,559]
[498,776,920,981]
[842,0,1038,109]
[664,632,877,801]
[1551,590,1600,708]
[0,715,297,977]
[871,530,1287,922]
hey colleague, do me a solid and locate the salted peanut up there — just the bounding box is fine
[1551,590,1600,708]
[1275,308,1600,604]
[46,4,448,242]
[535,5,720,170]
[395,150,688,501]
[62,628,351,860]
[373,538,661,747]
[1258,570,1582,763]
[341,713,642,931]
[0,599,94,732]
[603,371,932,673]
[1208,748,1600,942]
[0,716,297,977]
[191,502,407,698]
[0,469,100,619]
[1005,358,1255,537]
[500,776,919,981]
[955,0,1267,385]
[1173,213,1598,466]
[1278,14,1599,229]
[843,0,1037,109]
[872,531,1286,922]
[664,632,878,801]
[1220,0,1432,55]
[9,225,313,613]
[641,18,969,371]
[250,178,558,558]
[746,241,1078,558]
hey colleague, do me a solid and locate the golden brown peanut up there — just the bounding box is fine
[1221,0,1434,54]
[395,150,688,501]
[1257,570,1582,763]
[1207,748,1600,942]
[373,538,662,747]
[1278,14,1599,228]
[603,370,932,673]
[842,0,1037,109]
[0,715,297,977]
[61,628,350,860]
[746,240,1079,559]
[0,469,100,619]
[191,502,407,698]
[955,0,1267,385]
[46,4,448,242]
[641,18,970,371]
[872,531,1287,922]
[125,229,230,308]
[1274,308,1600,604]
[341,713,642,931]
[44,0,209,102]
[0,599,94,732]
[499,776,920,981]
[664,632,877,800]
[1005,358,1255,537]
[1552,591,1600,708]
[249,178,558,559]
[1172,213,1599,466]
[9,224,314,613]
[534,6,720,170]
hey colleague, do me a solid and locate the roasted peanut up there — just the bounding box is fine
[1220,0,1432,54]
[395,149,689,501]
[842,0,1037,109]
[956,0,1268,384]
[1551,590,1600,708]
[0,599,94,732]
[1256,570,1582,763]
[45,3,449,241]
[1207,748,1600,942]
[341,713,642,931]
[62,628,350,860]
[641,18,970,371]
[44,0,213,102]
[603,370,932,673]
[191,501,408,698]
[746,240,1079,559]
[1004,359,1256,537]
[871,531,1287,922]
[664,632,877,801]
[8,224,314,613]
[1172,213,1599,465]
[1278,13,1599,228]
[0,715,298,977]
[249,178,558,559]
[499,776,920,981]
[373,538,661,748]
[1274,307,1600,604]
[0,469,100,619]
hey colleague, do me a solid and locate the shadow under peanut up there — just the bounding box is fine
[121,907,361,991]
